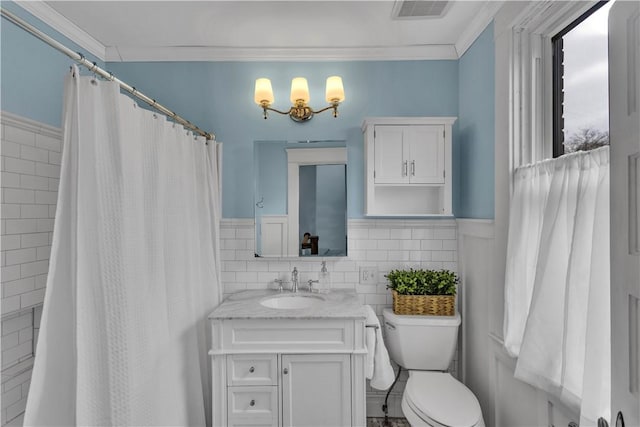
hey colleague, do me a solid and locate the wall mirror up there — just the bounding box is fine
[254,140,347,258]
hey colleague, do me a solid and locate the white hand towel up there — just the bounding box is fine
[365,309,376,379]
[365,305,396,390]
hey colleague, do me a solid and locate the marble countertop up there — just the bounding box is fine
[208,289,367,320]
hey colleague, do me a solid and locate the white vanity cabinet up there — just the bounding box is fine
[281,354,352,426]
[363,117,456,216]
[209,298,367,427]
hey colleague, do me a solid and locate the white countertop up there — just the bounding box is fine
[208,289,367,320]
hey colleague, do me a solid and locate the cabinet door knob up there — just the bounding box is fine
[411,160,415,176]
[403,161,408,176]
[249,366,255,373]
[283,368,289,375]
[249,399,255,407]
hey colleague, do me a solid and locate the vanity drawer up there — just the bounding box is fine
[222,319,354,352]
[227,354,277,386]
[227,386,278,426]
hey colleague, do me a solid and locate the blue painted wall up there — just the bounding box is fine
[457,22,495,219]
[1,3,496,219]
[106,60,459,218]
[0,1,104,127]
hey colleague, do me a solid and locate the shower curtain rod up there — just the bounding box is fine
[1,7,215,141]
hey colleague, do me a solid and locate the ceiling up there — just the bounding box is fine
[21,1,501,61]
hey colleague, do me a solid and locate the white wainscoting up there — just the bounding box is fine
[457,219,495,425]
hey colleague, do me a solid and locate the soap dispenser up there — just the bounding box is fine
[318,261,331,294]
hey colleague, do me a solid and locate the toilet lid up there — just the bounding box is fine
[405,371,481,427]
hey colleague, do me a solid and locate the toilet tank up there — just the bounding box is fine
[382,308,461,371]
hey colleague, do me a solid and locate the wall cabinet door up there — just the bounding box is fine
[281,354,351,427]
[407,125,445,184]
[374,126,407,184]
[373,125,445,185]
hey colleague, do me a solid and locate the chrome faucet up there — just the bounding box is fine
[291,267,299,293]
[274,278,285,292]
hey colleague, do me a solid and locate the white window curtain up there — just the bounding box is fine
[24,65,222,426]
[503,146,610,425]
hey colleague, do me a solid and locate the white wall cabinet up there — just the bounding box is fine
[363,117,456,216]
[210,318,366,427]
[373,125,445,185]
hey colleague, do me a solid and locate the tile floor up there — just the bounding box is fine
[367,417,411,427]
[7,413,409,426]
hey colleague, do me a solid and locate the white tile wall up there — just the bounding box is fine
[1,112,60,426]
[220,217,460,417]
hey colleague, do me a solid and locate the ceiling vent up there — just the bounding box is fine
[392,0,451,19]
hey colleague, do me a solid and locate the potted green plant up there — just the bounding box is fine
[385,268,458,316]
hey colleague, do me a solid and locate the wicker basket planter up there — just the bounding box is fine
[391,290,455,316]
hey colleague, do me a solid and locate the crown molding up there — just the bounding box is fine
[105,44,459,62]
[455,0,503,57]
[13,0,495,63]
[15,0,106,61]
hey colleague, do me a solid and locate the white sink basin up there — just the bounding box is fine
[260,294,324,310]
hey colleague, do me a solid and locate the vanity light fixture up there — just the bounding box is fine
[254,76,345,122]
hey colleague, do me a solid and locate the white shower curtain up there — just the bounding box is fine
[24,66,222,426]
[503,146,610,424]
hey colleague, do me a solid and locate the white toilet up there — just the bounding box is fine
[383,308,485,427]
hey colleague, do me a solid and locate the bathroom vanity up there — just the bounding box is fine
[208,290,367,427]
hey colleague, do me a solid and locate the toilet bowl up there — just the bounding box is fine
[382,308,485,427]
[401,371,484,427]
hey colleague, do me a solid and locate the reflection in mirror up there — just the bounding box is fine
[299,164,347,256]
[254,140,347,258]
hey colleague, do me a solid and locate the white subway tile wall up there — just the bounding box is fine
[220,217,460,417]
[1,113,60,426]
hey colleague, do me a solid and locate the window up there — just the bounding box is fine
[552,1,612,157]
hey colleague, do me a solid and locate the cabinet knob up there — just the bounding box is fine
[249,399,255,407]
[283,368,289,375]
[249,366,255,373]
